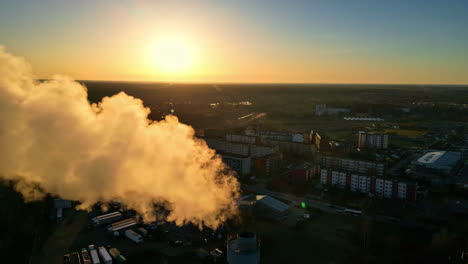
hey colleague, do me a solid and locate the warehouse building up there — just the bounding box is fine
[411,150,462,176]
[238,194,291,221]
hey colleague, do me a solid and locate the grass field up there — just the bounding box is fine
[33,211,88,264]
[378,129,427,139]
[245,209,360,264]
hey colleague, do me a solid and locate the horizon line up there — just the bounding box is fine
[38,79,468,87]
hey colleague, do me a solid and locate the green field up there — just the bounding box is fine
[378,129,427,139]
[245,209,360,264]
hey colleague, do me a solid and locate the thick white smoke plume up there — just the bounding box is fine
[0,47,239,228]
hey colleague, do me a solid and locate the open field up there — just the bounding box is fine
[245,209,360,264]
[378,129,427,139]
[33,211,88,264]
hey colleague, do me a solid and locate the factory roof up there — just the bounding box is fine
[255,195,290,213]
[414,150,461,171]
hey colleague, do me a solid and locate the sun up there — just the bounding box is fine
[150,36,197,75]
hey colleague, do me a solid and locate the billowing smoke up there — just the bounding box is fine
[0,47,239,228]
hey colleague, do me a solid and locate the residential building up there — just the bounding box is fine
[358,131,389,149]
[321,156,386,177]
[320,168,417,201]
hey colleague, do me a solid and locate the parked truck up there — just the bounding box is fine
[92,211,122,226]
[109,248,127,263]
[137,227,149,237]
[98,246,112,264]
[71,252,82,264]
[88,245,100,264]
[125,229,143,243]
[81,248,92,264]
[63,254,71,264]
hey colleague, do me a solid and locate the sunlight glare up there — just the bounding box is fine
[151,35,197,75]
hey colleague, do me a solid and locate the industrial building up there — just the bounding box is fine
[254,195,290,220]
[320,169,417,201]
[321,156,386,177]
[227,232,260,264]
[358,131,389,149]
[237,194,291,221]
[411,150,462,176]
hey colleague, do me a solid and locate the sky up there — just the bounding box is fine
[0,0,467,84]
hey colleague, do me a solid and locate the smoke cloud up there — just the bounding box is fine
[0,47,239,228]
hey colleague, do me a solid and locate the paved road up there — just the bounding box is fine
[242,184,402,224]
[242,184,346,214]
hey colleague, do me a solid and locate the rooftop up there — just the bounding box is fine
[255,195,290,213]
[413,150,462,171]
[417,151,446,164]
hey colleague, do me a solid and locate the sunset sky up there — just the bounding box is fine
[1,0,467,84]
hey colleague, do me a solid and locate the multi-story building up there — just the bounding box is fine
[205,138,277,158]
[291,163,320,183]
[358,131,389,149]
[321,156,386,177]
[320,168,417,200]
[261,138,315,155]
[204,138,279,177]
[223,154,252,176]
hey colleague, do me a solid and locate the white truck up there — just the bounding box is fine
[125,229,143,243]
[88,245,100,264]
[98,246,112,264]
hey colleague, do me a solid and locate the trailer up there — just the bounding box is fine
[108,248,127,263]
[115,254,127,263]
[64,254,71,264]
[137,227,148,237]
[57,208,63,222]
[107,218,137,233]
[92,211,123,226]
[71,252,82,264]
[108,248,120,259]
[98,246,112,264]
[125,229,143,243]
[81,248,92,264]
[88,245,100,264]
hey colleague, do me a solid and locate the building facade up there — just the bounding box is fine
[358,131,389,149]
[321,156,386,177]
[320,168,417,200]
